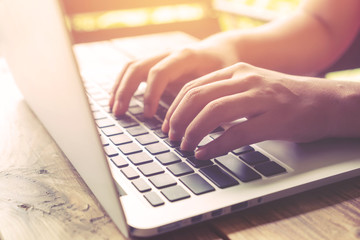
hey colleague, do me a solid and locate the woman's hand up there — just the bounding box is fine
[162,62,360,160]
[109,35,239,118]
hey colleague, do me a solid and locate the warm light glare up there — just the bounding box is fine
[98,9,149,28]
[70,4,205,32]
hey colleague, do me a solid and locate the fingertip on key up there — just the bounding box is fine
[195,147,208,160]
[162,119,169,133]
[113,101,124,117]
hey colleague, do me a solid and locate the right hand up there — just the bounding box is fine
[109,37,239,118]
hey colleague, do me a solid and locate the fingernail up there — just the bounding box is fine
[143,103,151,117]
[180,138,193,151]
[195,147,207,160]
[114,101,123,115]
[162,119,169,133]
[108,97,114,109]
[169,129,181,141]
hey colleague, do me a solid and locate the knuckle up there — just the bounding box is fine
[205,98,224,113]
[177,47,196,59]
[184,127,198,142]
[182,81,195,92]
[184,87,202,103]
[148,65,164,80]
[115,91,128,102]
[126,61,142,73]
[240,72,263,87]
[169,114,182,130]
[233,62,251,70]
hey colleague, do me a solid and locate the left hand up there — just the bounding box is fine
[162,62,353,160]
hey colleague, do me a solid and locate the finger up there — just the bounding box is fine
[167,78,251,141]
[162,65,237,133]
[109,61,133,109]
[112,53,168,117]
[195,113,276,160]
[143,48,202,117]
[180,91,266,151]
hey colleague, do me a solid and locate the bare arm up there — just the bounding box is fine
[163,63,360,159]
[110,0,360,117]
[203,0,360,75]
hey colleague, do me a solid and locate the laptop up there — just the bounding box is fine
[1,0,360,238]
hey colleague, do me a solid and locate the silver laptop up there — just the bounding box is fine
[1,0,360,238]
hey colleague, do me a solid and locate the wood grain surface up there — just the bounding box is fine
[1,34,359,240]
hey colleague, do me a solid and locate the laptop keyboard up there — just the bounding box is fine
[85,81,287,207]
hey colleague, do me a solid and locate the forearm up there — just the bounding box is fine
[201,0,360,76]
[330,80,360,138]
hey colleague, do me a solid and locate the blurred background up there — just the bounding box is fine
[62,0,300,43]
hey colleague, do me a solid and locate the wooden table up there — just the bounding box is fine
[1,33,360,240]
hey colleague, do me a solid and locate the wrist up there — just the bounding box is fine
[329,81,360,138]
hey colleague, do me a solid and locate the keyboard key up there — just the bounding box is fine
[144,192,164,207]
[100,135,109,146]
[97,99,110,107]
[127,125,148,136]
[180,174,215,195]
[239,151,270,166]
[135,134,159,145]
[200,165,238,189]
[102,106,111,113]
[149,173,177,189]
[128,105,143,115]
[103,145,119,157]
[110,155,128,168]
[145,142,170,155]
[128,99,139,108]
[101,125,123,136]
[156,152,181,165]
[96,118,115,128]
[154,129,168,139]
[134,94,144,102]
[134,114,146,122]
[211,126,224,133]
[198,136,213,147]
[93,111,107,120]
[156,105,168,120]
[254,161,287,177]
[90,105,99,112]
[118,142,142,155]
[232,145,254,155]
[209,132,222,139]
[175,147,194,157]
[142,117,162,130]
[161,185,190,202]
[116,114,139,128]
[109,134,132,145]
[121,166,139,180]
[132,178,151,192]
[167,162,194,176]
[127,152,153,165]
[164,139,181,148]
[160,91,175,105]
[186,156,213,168]
[215,155,261,182]
[137,162,165,176]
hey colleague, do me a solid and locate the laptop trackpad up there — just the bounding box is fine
[256,138,360,170]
